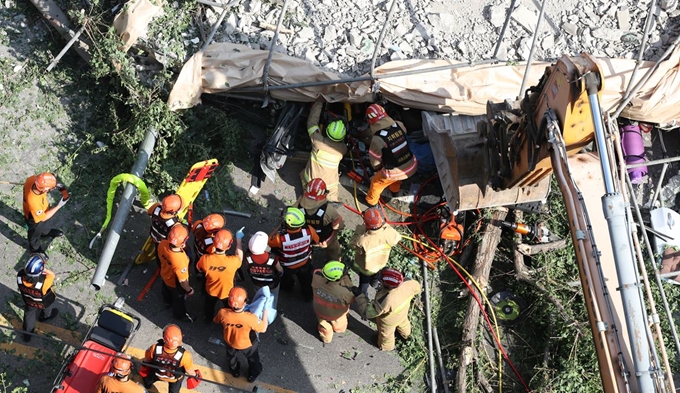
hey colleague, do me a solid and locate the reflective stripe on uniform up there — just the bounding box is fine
[311,149,342,168]
[308,125,320,135]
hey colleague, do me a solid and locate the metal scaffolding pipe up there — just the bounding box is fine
[422,260,436,393]
[492,0,517,60]
[432,326,450,393]
[369,0,398,80]
[230,58,498,94]
[262,0,291,93]
[518,0,547,98]
[624,0,657,98]
[91,129,157,290]
[626,155,680,170]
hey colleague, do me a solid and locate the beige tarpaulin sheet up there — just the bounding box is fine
[112,0,164,52]
[167,42,680,125]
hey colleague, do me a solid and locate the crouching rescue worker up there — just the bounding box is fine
[147,194,183,262]
[17,253,59,342]
[300,97,348,202]
[142,324,196,393]
[356,268,421,351]
[296,178,344,261]
[159,224,195,322]
[197,229,244,322]
[23,172,69,253]
[268,207,319,301]
[350,207,402,295]
[312,261,358,344]
[191,213,225,269]
[246,231,283,308]
[95,353,147,393]
[214,286,269,382]
[364,104,417,207]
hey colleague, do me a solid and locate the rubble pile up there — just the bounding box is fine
[202,0,680,77]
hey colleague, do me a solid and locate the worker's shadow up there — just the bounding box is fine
[0,198,28,249]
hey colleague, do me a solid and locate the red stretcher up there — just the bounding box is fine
[51,298,141,393]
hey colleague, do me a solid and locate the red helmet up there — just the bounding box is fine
[365,104,387,125]
[202,214,225,233]
[304,178,328,201]
[228,286,247,310]
[380,267,404,289]
[161,194,183,215]
[168,224,188,248]
[214,229,233,251]
[163,324,182,351]
[111,353,132,377]
[35,173,57,192]
[363,207,384,230]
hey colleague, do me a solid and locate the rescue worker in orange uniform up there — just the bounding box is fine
[17,253,58,342]
[22,172,69,253]
[94,353,147,393]
[311,261,359,344]
[190,213,225,269]
[143,324,196,393]
[364,104,417,206]
[158,224,195,322]
[356,268,422,351]
[246,231,284,309]
[196,228,244,322]
[350,207,402,295]
[147,194,183,261]
[295,178,344,261]
[300,97,348,202]
[214,286,269,382]
[268,207,319,301]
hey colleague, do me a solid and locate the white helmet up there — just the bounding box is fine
[248,231,269,255]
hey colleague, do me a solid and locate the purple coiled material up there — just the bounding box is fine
[620,124,648,184]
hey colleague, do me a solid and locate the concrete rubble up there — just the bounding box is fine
[189,0,680,78]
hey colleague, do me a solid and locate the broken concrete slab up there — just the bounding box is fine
[511,5,539,34]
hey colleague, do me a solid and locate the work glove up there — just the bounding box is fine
[351,286,362,297]
[56,183,69,200]
[57,198,69,208]
[236,226,245,240]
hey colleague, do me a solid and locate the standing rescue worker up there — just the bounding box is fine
[142,324,196,393]
[350,207,402,295]
[311,261,358,344]
[356,268,421,351]
[268,207,319,301]
[300,97,348,202]
[23,172,69,253]
[196,228,244,322]
[95,353,147,393]
[158,224,195,322]
[147,194,183,261]
[295,178,344,261]
[246,231,283,308]
[17,253,59,342]
[190,213,225,269]
[214,286,269,382]
[364,104,417,206]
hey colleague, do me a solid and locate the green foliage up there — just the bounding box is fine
[0,372,27,393]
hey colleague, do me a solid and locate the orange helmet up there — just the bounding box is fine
[168,224,188,248]
[228,286,247,310]
[163,324,182,351]
[363,207,384,230]
[34,173,57,192]
[111,353,132,377]
[202,214,225,233]
[214,229,233,251]
[161,194,183,215]
[365,104,387,125]
[304,178,328,201]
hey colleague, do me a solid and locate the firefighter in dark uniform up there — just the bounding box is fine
[295,178,344,261]
[268,207,320,301]
[142,324,196,393]
[364,104,418,207]
[17,253,59,342]
[147,194,183,263]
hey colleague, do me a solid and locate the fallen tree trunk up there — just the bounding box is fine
[455,207,507,393]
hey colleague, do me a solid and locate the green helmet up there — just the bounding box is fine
[322,261,345,281]
[326,120,346,142]
[285,207,306,228]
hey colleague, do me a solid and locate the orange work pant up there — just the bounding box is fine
[365,171,402,206]
[376,315,411,351]
[317,311,348,343]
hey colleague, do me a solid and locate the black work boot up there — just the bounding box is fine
[39,309,59,322]
[47,229,64,238]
